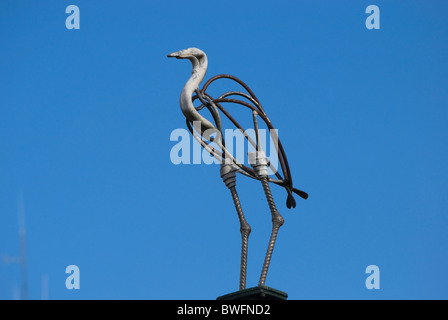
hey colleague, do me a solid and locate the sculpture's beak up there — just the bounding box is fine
[167,50,184,58]
[167,52,179,58]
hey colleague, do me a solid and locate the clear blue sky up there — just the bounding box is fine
[1,1,447,300]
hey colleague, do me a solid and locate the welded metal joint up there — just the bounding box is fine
[248,151,269,178]
[220,163,238,189]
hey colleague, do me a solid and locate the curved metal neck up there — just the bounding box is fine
[179,54,215,133]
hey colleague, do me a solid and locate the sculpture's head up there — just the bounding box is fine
[167,47,205,59]
[167,48,207,70]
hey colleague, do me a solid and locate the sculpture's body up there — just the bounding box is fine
[168,48,307,290]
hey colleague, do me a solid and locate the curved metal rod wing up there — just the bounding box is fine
[191,74,308,208]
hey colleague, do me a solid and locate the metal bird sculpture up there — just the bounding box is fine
[167,48,308,290]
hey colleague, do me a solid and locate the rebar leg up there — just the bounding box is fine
[229,186,251,290]
[248,150,284,287]
[258,177,284,287]
[221,163,251,290]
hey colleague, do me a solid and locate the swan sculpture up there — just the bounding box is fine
[167,48,308,290]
